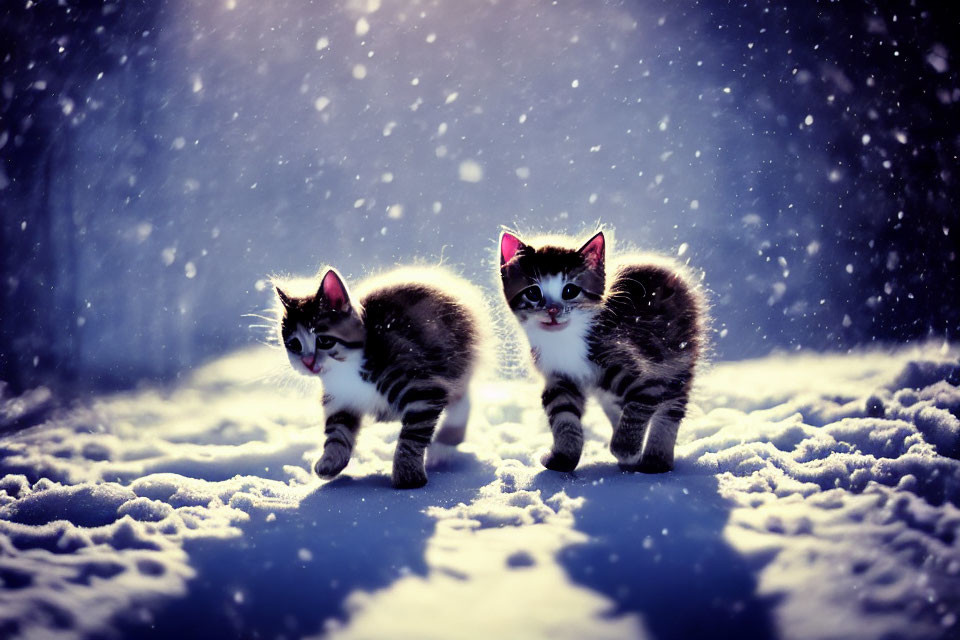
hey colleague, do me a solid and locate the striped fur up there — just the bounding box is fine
[277,267,485,489]
[540,374,587,471]
[500,230,706,473]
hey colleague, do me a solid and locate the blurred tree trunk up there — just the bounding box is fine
[0,0,165,393]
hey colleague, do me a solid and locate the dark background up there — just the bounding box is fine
[1,0,957,392]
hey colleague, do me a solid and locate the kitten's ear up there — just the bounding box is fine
[276,286,293,309]
[318,269,351,312]
[500,232,526,266]
[578,231,605,270]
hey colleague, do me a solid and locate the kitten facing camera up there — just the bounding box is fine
[276,266,488,489]
[499,230,707,473]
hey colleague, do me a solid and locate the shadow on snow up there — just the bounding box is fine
[532,463,779,640]
[121,452,494,639]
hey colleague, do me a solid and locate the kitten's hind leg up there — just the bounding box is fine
[315,409,361,478]
[540,376,586,472]
[434,393,470,446]
[637,395,688,473]
[610,400,656,469]
[393,388,447,489]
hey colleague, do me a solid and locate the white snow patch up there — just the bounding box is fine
[1,344,958,639]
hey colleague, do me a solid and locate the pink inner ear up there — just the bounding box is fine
[500,233,523,265]
[321,270,349,309]
[580,233,605,269]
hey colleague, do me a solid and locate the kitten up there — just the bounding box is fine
[276,267,486,489]
[499,230,706,473]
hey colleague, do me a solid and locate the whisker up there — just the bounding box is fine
[242,313,278,322]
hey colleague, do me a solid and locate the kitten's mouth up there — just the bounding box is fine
[539,317,569,331]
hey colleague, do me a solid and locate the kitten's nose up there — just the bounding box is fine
[546,304,560,317]
[301,354,317,369]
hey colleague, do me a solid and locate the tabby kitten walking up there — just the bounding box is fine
[499,230,706,473]
[276,267,486,489]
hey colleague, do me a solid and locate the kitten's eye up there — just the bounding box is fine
[316,335,337,350]
[287,338,302,354]
[523,286,543,303]
[562,284,582,300]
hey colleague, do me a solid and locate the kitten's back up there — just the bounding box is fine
[356,267,490,384]
[595,253,707,367]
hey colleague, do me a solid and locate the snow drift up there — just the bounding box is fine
[0,344,958,639]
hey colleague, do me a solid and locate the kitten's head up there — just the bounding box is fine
[499,230,605,332]
[275,269,364,377]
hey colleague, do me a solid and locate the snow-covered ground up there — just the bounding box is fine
[1,345,959,640]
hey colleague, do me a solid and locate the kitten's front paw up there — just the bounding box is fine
[540,450,579,473]
[392,461,428,489]
[314,450,350,478]
[626,454,672,474]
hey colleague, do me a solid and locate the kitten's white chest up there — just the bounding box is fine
[523,310,597,383]
[320,352,388,416]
